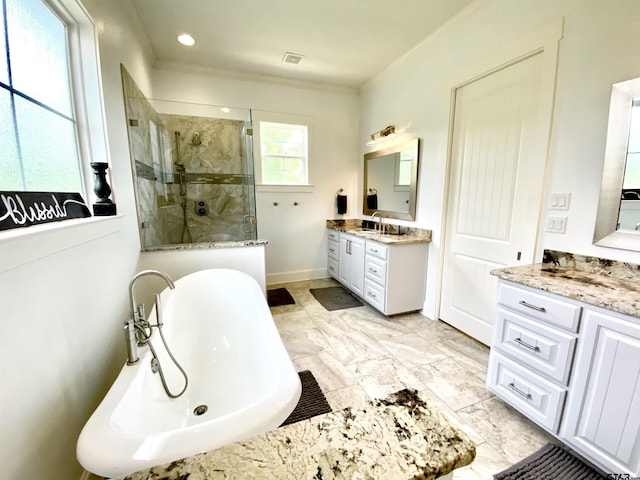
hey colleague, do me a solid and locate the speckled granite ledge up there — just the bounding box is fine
[327,219,432,245]
[491,249,640,318]
[119,389,475,480]
[142,239,268,253]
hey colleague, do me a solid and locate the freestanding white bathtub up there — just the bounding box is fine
[77,269,301,478]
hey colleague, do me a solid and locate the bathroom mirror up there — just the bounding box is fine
[593,76,640,251]
[363,138,420,220]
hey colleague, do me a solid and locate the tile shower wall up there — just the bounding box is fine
[158,114,248,244]
[122,66,253,247]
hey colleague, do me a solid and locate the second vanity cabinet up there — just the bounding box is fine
[327,228,427,315]
[487,279,640,476]
[337,232,365,297]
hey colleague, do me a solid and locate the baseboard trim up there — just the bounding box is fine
[267,268,327,286]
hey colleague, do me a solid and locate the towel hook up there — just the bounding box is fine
[337,188,344,195]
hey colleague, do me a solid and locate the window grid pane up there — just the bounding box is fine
[260,121,308,185]
[0,3,8,85]
[1,0,83,194]
[6,0,73,116]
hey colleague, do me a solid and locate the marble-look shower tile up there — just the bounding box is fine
[348,356,426,399]
[324,330,389,365]
[280,328,331,360]
[412,357,494,410]
[457,396,555,464]
[293,352,358,392]
[379,333,449,369]
[324,384,371,411]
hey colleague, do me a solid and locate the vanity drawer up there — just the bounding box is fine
[494,307,577,385]
[327,230,340,242]
[327,257,339,279]
[327,239,339,261]
[364,278,385,312]
[365,240,388,260]
[365,256,387,286]
[487,351,566,433]
[498,283,581,332]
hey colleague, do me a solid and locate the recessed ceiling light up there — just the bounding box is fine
[282,52,304,65]
[177,33,195,46]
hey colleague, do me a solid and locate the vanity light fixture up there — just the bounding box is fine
[177,33,196,46]
[221,107,231,113]
[366,125,396,146]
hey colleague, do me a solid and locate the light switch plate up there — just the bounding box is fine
[546,215,567,233]
[548,193,571,211]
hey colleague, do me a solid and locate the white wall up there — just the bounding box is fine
[150,69,361,284]
[0,1,153,478]
[360,0,640,320]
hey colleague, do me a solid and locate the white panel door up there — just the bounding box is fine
[441,53,547,345]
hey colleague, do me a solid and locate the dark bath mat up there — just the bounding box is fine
[280,370,332,427]
[494,443,607,480]
[309,286,363,311]
[267,287,295,307]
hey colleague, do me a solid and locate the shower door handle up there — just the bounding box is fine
[243,215,257,233]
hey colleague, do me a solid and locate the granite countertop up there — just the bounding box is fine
[327,219,432,245]
[119,389,475,480]
[491,250,640,318]
[142,239,268,253]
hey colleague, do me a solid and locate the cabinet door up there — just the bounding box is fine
[349,237,365,296]
[338,235,351,286]
[561,309,640,476]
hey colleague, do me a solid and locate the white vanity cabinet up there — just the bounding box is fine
[363,240,427,315]
[327,228,428,315]
[327,229,340,280]
[337,232,365,296]
[487,281,579,433]
[560,308,640,476]
[488,279,640,476]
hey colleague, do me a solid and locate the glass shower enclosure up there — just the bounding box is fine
[121,66,257,249]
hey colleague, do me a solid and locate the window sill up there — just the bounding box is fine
[0,215,125,273]
[256,184,316,193]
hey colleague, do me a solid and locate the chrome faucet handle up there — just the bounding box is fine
[135,303,145,322]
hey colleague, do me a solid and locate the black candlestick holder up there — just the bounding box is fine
[90,162,117,216]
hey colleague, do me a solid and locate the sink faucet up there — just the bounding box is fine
[371,211,384,234]
[125,270,175,365]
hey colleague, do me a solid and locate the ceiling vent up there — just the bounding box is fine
[282,52,304,65]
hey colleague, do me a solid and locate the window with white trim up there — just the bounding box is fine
[1,0,101,196]
[253,111,313,188]
[260,122,308,185]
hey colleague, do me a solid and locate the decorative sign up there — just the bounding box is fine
[0,191,92,231]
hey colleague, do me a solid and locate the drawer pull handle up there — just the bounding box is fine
[518,300,546,312]
[514,337,540,352]
[370,248,379,253]
[368,267,378,273]
[329,248,336,253]
[367,291,377,298]
[508,382,532,400]
[329,266,335,271]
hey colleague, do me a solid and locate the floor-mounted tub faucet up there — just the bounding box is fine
[125,270,175,365]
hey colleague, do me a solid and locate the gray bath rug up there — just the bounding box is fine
[267,287,295,307]
[280,370,332,427]
[309,286,363,311]
[494,443,606,480]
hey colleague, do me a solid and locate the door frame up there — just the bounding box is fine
[435,18,564,323]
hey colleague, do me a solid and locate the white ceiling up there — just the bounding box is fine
[129,0,476,89]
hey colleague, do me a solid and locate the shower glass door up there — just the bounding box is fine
[121,66,258,249]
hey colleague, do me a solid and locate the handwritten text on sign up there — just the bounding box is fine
[0,191,92,231]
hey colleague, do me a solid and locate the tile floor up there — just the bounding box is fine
[269,277,556,480]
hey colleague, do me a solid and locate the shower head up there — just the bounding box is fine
[191,133,202,146]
